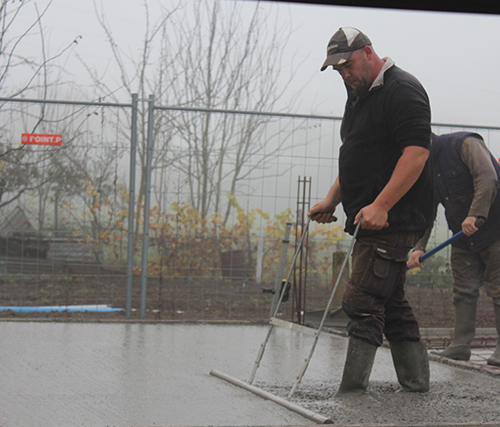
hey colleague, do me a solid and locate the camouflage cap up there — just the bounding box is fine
[321,27,372,71]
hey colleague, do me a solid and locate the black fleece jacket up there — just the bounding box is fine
[339,64,434,236]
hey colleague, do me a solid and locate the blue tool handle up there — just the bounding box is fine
[418,217,485,263]
[418,231,463,263]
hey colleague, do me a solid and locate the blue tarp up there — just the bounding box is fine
[0,305,123,313]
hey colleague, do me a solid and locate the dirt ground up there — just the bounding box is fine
[0,263,496,329]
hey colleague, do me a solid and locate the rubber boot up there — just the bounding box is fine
[431,301,476,361]
[334,337,378,398]
[389,341,430,392]
[487,304,500,367]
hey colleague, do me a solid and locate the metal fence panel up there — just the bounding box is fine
[0,96,498,327]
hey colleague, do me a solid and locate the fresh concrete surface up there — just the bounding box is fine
[1,321,500,427]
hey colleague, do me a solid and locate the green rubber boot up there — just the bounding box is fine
[334,337,378,398]
[390,340,430,392]
[487,304,500,367]
[431,301,476,361]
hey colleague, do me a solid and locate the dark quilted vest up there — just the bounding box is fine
[433,132,500,252]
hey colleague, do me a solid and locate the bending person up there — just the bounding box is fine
[408,132,500,366]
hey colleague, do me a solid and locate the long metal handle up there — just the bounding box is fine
[249,216,312,385]
[287,218,362,400]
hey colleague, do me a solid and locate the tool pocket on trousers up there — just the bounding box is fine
[356,245,408,300]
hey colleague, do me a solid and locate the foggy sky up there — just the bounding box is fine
[16,1,500,137]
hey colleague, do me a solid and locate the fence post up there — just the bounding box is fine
[125,93,138,319]
[139,95,155,319]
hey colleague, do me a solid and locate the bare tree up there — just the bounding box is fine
[88,0,302,225]
[154,0,300,223]
[0,0,84,217]
[80,0,183,234]
[0,0,82,101]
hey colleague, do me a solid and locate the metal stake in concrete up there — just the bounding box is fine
[293,176,311,325]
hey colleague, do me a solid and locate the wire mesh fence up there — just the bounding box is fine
[0,96,498,326]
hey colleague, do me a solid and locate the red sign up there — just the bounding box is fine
[22,133,62,146]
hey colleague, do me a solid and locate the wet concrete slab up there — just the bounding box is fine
[1,320,499,427]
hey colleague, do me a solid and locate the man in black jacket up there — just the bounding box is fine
[408,132,500,367]
[309,27,434,396]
